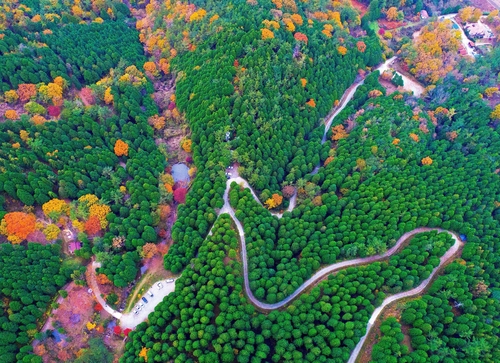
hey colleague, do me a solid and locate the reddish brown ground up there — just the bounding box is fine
[378,19,406,30]
[379,78,398,95]
[350,0,368,16]
[34,280,128,362]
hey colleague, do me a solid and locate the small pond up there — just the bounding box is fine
[171,163,190,183]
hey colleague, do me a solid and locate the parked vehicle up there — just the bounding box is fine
[157,282,163,290]
[147,290,154,297]
[166,278,174,283]
[142,297,148,304]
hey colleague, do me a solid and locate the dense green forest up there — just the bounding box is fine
[1,0,500,362]
[0,243,68,362]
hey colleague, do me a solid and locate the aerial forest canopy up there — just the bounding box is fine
[0,0,500,362]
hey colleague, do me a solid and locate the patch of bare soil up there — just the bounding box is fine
[471,0,496,12]
[379,79,398,95]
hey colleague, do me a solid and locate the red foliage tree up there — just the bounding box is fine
[294,32,308,43]
[123,328,132,336]
[85,215,101,236]
[48,106,61,117]
[94,303,103,312]
[113,326,122,335]
[173,188,187,204]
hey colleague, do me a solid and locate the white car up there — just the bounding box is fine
[136,304,142,311]
[134,310,139,315]
[166,278,174,283]
[147,290,154,297]
[157,282,163,290]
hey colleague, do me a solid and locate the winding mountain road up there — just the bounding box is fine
[87,55,460,362]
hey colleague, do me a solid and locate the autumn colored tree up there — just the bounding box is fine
[114,139,129,156]
[142,243,158,258]
[1,212,37,244]
[485,87,499,98]
[148,115,166,130]
[337,46,347,55]
[4,110,19,120]
[386,7,398,21]
[291,14,303,25]
[491,105,500,119]
[17,84,37,102]
[306,99,316,107]
[300,78,307,87]
[85,215,102,236]
[42,198,69,219]
[409,133,419,142]
[331,124,348,140]
[182,139,192,152]
[174,188,187,203]
[4,90,18,103]
[294,32,308,43]
[356,41,366,53]
[261,28,274,39]
[43,224,60,240]
[96,274,112,285]
[421,156,433,165]
[104,87,114,104]
[368,89,383,98]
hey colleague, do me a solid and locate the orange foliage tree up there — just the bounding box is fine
[337,46,347,55]
[1,212,37,244]
[356,41,366,53]
[421,156,433,165]
[114,139,129,156]
[331,124,348,141]
[386,7,398,21]
[18,84,37,102]
[142,243,158,258]
[4,110,19,120]
[261,29,274,39]
[85,215,102,236]
[306,99,316,107]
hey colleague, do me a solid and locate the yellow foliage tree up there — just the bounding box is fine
[104,87,114,105]
[265,198,277,209]
[182,139,192,152]
[139,347,149,361]
[89,203,111,229]
[43,224,60,240]
[491,104,500,119]
[86,322,96,331]
[485,87,499,98]
[4,90,18,103]
[189,9,207,22]
[20,130,29,142]
[42,199,69,218]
